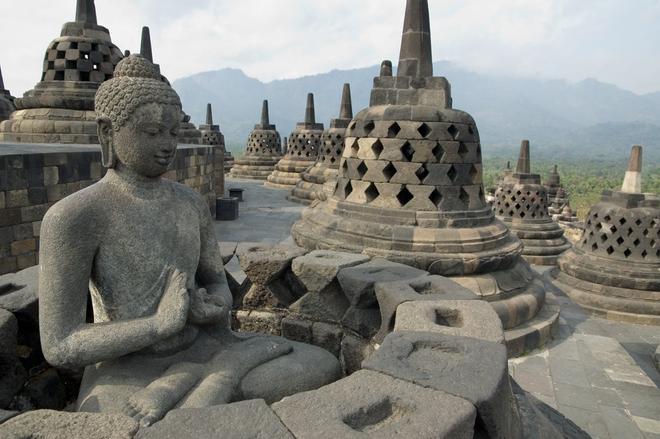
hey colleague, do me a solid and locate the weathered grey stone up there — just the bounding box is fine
[340,334,376,375]
[292,250,370,293]
[0,308,25,409]
[655,344,660,371]
[273,370,476,439]
[239,244,306,286]
[281,317,313,344]
[311,321,343,358]
[0,410,18,425]
[218,242,238,264]
[290,283,350,322]
[340,306,381,338]
[0,410,139,439]
[394,300,505,344]
[0,266,39,322]
[338,258,428,308]
[373,275,478,342]
[136,399,294,439]
[242,284,279,309]
[36,55,340,428]
[363,331,522,439]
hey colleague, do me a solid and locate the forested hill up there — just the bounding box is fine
[173,62,660,163]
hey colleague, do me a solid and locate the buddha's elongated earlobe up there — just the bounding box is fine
[98,117,116,168]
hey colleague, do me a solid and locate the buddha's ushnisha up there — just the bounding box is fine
[38,55,341,427]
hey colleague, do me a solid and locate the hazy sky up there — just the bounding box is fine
[1,0,659,96]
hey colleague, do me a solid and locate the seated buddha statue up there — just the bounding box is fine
[38,55,341,427]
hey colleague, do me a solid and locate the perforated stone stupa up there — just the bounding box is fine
[289,84,353,205]
[493,141,571,265]
[266,93,324,189]
[554,146,659,325]
[230,100,282,180]
[0,0,123,144]
[0,66,16,122]
[293,0,560,356]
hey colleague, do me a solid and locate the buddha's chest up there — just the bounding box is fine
[92,199,202,303]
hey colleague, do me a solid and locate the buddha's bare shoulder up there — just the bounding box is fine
[41,181,109,237]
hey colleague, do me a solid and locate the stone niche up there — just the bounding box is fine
[0,144,222,275]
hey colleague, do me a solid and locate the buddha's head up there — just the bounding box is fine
[95,55,182,178]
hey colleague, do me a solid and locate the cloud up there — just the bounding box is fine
[0,0,658,97]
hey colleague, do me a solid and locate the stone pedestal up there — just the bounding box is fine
[231,100,283,180]
[266,94,323,189]
[0,2,123,144]
[289,84,352,205]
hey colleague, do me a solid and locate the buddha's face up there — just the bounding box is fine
[106,102,182,178]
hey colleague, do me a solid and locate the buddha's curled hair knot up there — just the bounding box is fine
[95,55,181,129]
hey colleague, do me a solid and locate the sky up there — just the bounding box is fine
[1,0,659,97]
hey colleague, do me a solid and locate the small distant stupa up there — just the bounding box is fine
[0,0,124,144]
[554,146,659,325]
[493,140,571,265]
[0,66,15,122]
[289,84,353,205]
[230,100,283,180]
[265,93,324,189]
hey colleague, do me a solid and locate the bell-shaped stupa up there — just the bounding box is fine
[493,141,571,265]
[293,0,560,355]
[230,100,283,180]
[266,93,324,189]
[554,146,659,325]
[0,66,16,122]
[289,83,353,204]
[546,165,570,215]
[199,103,225,147]
[0,0,123,143]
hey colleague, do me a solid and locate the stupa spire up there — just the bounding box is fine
[339,84,353,119]
[397,0,433,78]
[621,145,643,193]
[261,100,270,126]
[75,0,97,25]
[305,93,316,124]
[0,65,5,91]
[140,26,153,63]
[205,103,214,125]
[516,140,531,174]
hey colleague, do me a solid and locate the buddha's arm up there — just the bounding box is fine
[196,200,233,308]
[38,205,177,369]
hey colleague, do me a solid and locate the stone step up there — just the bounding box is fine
[504,293,560,357]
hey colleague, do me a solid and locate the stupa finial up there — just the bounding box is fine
[397,0,433,78]
[205,103,214,126]
[516,140,531,174]
[261,100,270,126]
[140,26,153,63]
[75,0,98,25]
[621,145,643,193]
[339,84,353,120]
[0,65,5,91]
[305,93,316,124]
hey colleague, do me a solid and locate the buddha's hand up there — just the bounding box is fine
[189,288,230,326]
[154,268,190,338]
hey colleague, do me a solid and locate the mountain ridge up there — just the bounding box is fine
[172,62,660,163]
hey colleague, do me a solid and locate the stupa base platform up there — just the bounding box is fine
[0,108,99,144]
[503,220,572,267]
[230,157,282,181]
[265,159,314,189]
[288,165,338,205]
[552,269,660,326]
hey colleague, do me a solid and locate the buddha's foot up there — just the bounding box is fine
[179,337,293,408]
[123,363,203,428]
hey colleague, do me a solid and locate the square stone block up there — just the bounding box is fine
[394,300,504,344]
[363,331,521,439]
[136,399,293,439]
[272,370,475,439]
[292,250,370,294]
